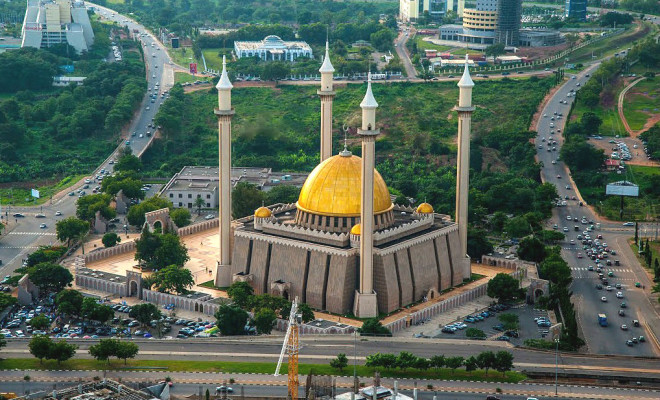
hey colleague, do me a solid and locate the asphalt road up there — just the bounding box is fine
[0,3,172,281]
[534,59,660,357]
[394,27,416,78]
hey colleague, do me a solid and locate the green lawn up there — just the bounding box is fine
[414,36,452,52]
[567,22,657,64]
[0,358,526,383]
[202,48,228,71]
[573,102,627,137]
[0,174,87,206]
[623,79,660,131]
[174,72,198,84]
[105,0,126,3]
[168,47,196,68]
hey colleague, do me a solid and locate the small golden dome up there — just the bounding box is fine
[350,224,361,235]
[416,202,434,214]
[296,154,393,217]
[254,206,272,218]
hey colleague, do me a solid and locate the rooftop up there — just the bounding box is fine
[44,379,160,400]
[161,166,308,193]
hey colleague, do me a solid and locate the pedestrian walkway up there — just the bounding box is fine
[6,231,56,236]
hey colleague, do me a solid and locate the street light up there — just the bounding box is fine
[124,224,128,238]
[555,337,560,395]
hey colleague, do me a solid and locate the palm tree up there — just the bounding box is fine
[194,196,205,216]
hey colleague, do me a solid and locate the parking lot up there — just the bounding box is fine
[432,303,551,345]
[1,298,226,341]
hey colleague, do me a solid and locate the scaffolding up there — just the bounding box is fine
[275,296,301,400]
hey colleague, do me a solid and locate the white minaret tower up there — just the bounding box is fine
[318,40,336,162]
[215,55,234,287]
[354,72,379,318]
[455,55,474,273]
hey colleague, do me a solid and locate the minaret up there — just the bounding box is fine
[215,56,235,287]
[354,72,379,318]
[454,55,474,271]
[318,40,336,162]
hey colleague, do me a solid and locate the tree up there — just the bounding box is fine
[56,217,90,247]
[194,196,206,215]
[395,351,418,371]
[485,43,506,58]
[115,341,139,365]
[102,232,121,248]
[152,264,194,294]
[232,182,265,219]
[517,236,547,263]
[370,29,394,51]
[537,230,565,244]
[465,328,486,339]
[56,289,84,317]
[297,303,315,323]
[103,176,145,200]
[464,356,478,374]
[127,196,172,227]
[135,229,190,269]
[28,335,52,364]
[504,216,531,238]
[580,112,602,133]
[89,339,119,364]
[498,313,520,331]
[476,351,496,375]
[494,350,514,376]
[266,185,300,205]
[170,208,191,227]
[50,340,77,365]
[253,308,277,334]
[114,154,142,173]
[215,304,249,336]
[430,355,445,369]
[76,194,116,222]
[467,227,493,259]
[129,303,162,327]
[487,273,521,303]
[330,353,349,372]
[29,315,50,331]
[92,305,115,324]
[445,356,464,374]
[358,318,392,336]
[227,281,254,309]
[28,262,73,294]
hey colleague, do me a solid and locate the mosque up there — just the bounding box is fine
[213,44,476,318]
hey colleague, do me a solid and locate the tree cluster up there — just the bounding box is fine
[487,273,524,303]
[0,47,59,93]
[89,339,139,365]
[25,245,68,267]
[56,217,90,247]
[129,303,163,327]
[127,196,172,227]
[76,194,116,222]
[363,350,514,376]
[27,262,73,295]
[134,227,190,270]
[28,335,77,365]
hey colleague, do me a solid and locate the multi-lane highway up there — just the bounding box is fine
[0,4,173,281]
[534,61,660,356]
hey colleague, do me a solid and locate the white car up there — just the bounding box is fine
[601,296,607,302]
[616,291,624,298]
[55,211,62,216]
[205,214,215,220]
[566,216,572,221]
[39,223,47,229]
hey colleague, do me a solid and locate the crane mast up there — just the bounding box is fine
[274,296,300,399]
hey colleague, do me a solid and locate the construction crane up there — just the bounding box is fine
[275,296,300,399]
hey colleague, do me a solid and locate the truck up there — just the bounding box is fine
[598,313,608,327]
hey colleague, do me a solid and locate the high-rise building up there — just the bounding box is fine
[400,0,448,22]
[496,0,522,46]
[21,0,94,54]
[565,0,587,21]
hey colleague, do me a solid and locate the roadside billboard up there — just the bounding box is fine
[189,62,197,74]
[31,189,40,199]
[606,181,639,197]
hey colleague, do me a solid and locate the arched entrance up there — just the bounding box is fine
[282,290,289,301]
[534,289,544,301]
[153,220,163,233]
[129,281,138,297]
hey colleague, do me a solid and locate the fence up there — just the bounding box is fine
[276,318,356,335]
[177,218,219,236]
[384,268,527,334]
[83,241,136,263]
[141,288,225,316]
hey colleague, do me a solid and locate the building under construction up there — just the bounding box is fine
[495,0,522,46]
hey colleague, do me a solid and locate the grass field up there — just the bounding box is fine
[623,78,660,131]
[168,47,196,68]
[174,72,199,84]
[202,48,227,71]
[413,36,452,52]
[105,0,126,3]
[0,358,526,383]
[568,22,657,64]
[0,175,87,206]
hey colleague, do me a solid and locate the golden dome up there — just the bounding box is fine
[254,206,272,218]
[296,154,393,217]
[350,224,361,235]
[416,202,434,214]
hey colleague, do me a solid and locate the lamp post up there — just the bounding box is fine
[353,329,358,393]
[555,337,560,395]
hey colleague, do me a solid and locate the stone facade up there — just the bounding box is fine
[230,211,469,315]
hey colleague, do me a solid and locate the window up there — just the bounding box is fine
[206,194,211,199]
[178,193,182,198]
[178,202,182,207]
[169,193,173,198]
[207,203,211,207]
[188,203,192,208]
[188,194,192,199]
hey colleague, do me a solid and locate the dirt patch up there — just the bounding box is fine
[516,42,570,61]
[480,146,507,172]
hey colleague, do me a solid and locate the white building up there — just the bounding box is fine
[21,0,94,54]
[234,35,312,61]
[399,0,420,22]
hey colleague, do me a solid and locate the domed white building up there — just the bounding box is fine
[234,35,313,61]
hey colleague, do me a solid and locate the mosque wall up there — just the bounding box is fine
[305,251,329,309]
[373,253,400,313]
[408,240,440,300]
[231,236,252,274]
[324,255,357,313]
[248,240,272,294]
[267,243,308,300]
[448,230,466,285]
[394,249,414,307]
[435,236,453,291]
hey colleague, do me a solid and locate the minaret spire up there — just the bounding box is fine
[453,53,475,285]
[318,39,336,162]
[354,71,380,318]
[214,54,235,287]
